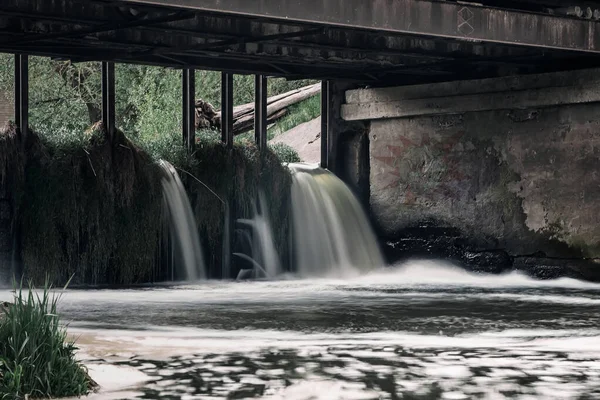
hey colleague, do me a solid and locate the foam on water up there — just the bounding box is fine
[4,260,599,399]
[1,261,598,307]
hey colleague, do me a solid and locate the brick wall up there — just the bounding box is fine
[0,91,13,126]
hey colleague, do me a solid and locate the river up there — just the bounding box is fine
[2,260,600,399]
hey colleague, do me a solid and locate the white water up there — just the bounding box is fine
[235,191,281,279]
[289,163,384,277]
[158,160,206,281]
[3,262,600,399]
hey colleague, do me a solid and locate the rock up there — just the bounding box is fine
[513,257,600,281]
[0,301,10,319]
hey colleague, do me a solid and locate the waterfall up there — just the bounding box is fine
[234,190,281,279]
[158,160,206,281]
[289,163,384,277]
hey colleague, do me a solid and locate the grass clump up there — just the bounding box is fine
[0,281,92,399]
[269,143,301,163]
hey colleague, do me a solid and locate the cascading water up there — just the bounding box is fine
[158,160,206,281]
[289,163,384,277]
[234,190,281,279]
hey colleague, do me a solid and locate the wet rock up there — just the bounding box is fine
[382,224,513,275]
[461,251,513,275]
[514,257,600,281]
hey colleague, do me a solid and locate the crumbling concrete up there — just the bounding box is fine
[343,68,600,280]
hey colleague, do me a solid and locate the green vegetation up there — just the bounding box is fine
[0,54,311,285]
[0,55,317,155]
[268,143,302,163]
[0,281,92,399]
[267,94,321,139]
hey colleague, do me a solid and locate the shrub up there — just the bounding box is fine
[0,281,92,399]
[269,143,301,163]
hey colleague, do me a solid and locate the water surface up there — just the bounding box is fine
[3,261,600,399]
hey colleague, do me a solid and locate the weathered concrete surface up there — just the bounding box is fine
[346,71,600,280]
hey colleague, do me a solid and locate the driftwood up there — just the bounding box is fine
[195,83,320,136]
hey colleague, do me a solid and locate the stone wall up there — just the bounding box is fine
[342,69,600,280]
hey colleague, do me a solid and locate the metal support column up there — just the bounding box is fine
[320,80,332,170]
[254,74,268,152]
[220,71,235,278]
[221,72,234,149]
[182,68,196,152]
[101,61,116,140]
[14,54,28,141]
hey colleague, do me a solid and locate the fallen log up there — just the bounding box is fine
[195,83,320,136]
[233,108,287,135]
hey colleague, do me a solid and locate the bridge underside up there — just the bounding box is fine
[2,0,600,84]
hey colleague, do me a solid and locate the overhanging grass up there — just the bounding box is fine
[20,126,163,285]
[2,122,294,284]
[0,281,92,399]
[177,135,293,277]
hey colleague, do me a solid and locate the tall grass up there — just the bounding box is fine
[268,94,321,139]
[0,281,92,399]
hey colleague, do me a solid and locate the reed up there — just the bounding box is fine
[0,280,92,399]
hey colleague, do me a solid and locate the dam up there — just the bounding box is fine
[0,1,599,399]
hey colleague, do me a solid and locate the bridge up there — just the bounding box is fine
[2,0,600,164]
[2,0,600,280]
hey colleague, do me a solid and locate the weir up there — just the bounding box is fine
[0,0,599,283]
[2,2,600,399]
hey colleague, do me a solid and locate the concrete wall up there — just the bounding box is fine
[0,91,13,127]
[342,69,600,280]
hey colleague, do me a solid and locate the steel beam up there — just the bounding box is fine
[4,11,194,47]
[189,28,324,52]
[14,54,28,141]
[254,75,267,152]
[320,80,331,170]
[122,0,600,54]
[221,72,234,149]
[101,61,116,140]
[182,68,196,152]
